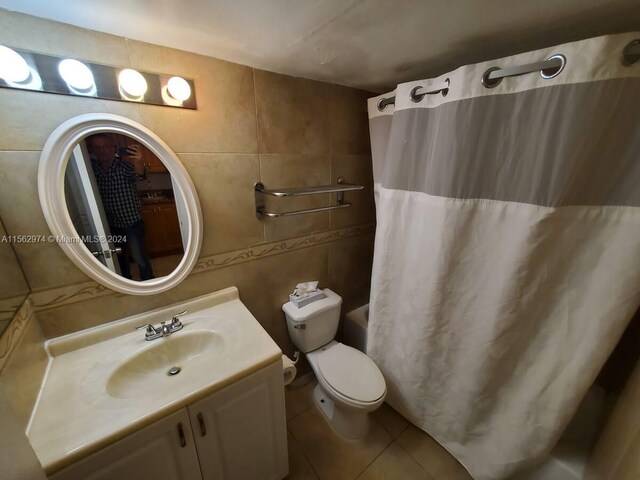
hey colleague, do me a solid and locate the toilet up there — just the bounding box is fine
[283,289,386,440]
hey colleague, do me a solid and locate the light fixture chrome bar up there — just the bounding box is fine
[257,202,352,218]
[0,46,197,109]
[255,182,363,197]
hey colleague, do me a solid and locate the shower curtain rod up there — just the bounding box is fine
[377,39,640,111]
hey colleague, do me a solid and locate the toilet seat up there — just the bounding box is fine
[316,343,386,404]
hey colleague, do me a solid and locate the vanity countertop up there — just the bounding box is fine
[27,287,282,475]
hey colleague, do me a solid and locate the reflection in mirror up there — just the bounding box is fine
[0,217,30,335]
[64,133,186,282]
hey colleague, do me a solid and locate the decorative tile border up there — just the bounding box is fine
[0,297,33,372]
[29,283,112,312]
[0,294,29,324]
[29,223,375,312]
[191,223,375,273]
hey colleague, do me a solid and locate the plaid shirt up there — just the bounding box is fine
[92,156,147,228]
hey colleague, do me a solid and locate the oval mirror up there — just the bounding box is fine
[38,114,202,295]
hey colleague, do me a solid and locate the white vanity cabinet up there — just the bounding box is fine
[49,409,202,480]
[50,361,288,480]
[188,360,289,480]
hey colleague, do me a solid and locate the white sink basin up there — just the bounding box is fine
[106,329,224,399]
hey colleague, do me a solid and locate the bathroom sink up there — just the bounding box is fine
[28,287,283,474]
[106,329,224,399]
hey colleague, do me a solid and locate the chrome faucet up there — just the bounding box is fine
[161,322,171,337]
[136,310,187,341]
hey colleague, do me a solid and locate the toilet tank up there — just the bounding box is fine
[283,289,342,353]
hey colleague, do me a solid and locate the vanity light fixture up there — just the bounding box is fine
[0,45,32,84]
[118,68,148,99]
[0,47,197,109]
[58,59,96,95]
[167,76,192,101]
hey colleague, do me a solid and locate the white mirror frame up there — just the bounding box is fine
[38,113,203,295]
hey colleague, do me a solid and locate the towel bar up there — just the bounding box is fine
[254,177,364,218]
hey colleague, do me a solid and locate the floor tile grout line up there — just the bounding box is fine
[287,393,381,480]
[395,438,437,480]
[354,415,396,478]
[287,425,323,480]
[286,401,315,425]
[396,421,410,437]
[372,408,410,439]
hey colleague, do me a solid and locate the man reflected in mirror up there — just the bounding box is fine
[85,133,155,280]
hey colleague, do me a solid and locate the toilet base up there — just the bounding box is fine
[313,383,370,440]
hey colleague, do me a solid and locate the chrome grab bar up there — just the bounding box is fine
[255,177,363,218]
[259,202,352,218]
[255,181,363,197]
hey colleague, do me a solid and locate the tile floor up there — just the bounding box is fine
[285,374,473,480]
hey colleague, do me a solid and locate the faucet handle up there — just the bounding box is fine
[172,310,187,326]
[136,324,157,337]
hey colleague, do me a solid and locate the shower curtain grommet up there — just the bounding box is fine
[622,39,640,66]
[441,78,450,96]
[377,97,392,111]
[409,85,425,102]
[481,67,502,88]
[540,54,566,78]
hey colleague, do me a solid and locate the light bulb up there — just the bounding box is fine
[59,59,95,92]
[167,76,191,101]
[0,45,31,83]
[118,69,147,98]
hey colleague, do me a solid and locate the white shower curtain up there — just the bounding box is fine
[367,33,640,479]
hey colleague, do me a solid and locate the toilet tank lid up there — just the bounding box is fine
[283,288,342,321]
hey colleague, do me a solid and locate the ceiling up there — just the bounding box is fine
[1,0,639,92]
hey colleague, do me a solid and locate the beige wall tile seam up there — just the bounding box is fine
[329,87,334,228]
[123,37,133,68]
[0,298,33,372]
[29,223,375,312]
[252,68,268,243]
[0,149,43,153]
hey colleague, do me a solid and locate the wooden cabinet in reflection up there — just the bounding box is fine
[141,203,184,258]
[112,133,168,173]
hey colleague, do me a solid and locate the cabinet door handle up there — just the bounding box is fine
[197,412,207,436]
[177,422,187,447]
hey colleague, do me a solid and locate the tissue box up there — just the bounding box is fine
[289,290,326,308]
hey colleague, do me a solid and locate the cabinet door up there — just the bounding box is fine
[188,361,288,480]
[141,205,163,257]
[158,203,184,253]
[51,409,202,480]
[145,150,168,172]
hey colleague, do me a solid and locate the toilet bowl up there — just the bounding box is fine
[307,340,386,439]
[283,289,386,440]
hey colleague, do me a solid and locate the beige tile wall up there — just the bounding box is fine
[0,299,48,428]
[0,219,30,326]
[0,10,375,359]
